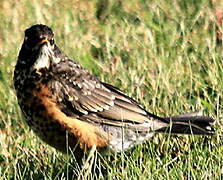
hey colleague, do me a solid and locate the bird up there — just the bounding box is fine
[13,24,215,155]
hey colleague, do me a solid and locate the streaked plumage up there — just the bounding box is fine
[13,24,215,154]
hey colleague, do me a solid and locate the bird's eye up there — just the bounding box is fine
[24,36,28,41]
[49,39,54,45]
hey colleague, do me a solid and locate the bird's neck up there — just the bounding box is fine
[14,43,65,92]
[17,43,65,70]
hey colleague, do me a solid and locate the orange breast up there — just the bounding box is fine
[23,84,109,152]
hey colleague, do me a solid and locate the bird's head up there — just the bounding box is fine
[24,24,54,50]
[18,24,62,71]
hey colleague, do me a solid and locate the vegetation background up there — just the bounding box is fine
[0,0,223,179]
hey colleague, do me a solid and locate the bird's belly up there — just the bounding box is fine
[21,106,80,152]
[108,132,154,151]
[100,125,155,151]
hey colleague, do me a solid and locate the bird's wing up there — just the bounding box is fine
[49,60,160,127]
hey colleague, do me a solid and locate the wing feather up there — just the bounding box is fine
[50,60,150,126]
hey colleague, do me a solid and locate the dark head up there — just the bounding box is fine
[24,24,54,50]
[17,24,64,70]
[14,24,64,89]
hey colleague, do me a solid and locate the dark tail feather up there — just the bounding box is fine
[156,113,215,135]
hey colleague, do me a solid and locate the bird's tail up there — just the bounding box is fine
[156,112,215,135]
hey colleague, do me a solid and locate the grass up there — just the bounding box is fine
[0,0,223,179]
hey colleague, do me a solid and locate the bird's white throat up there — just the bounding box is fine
[33,43,60,71]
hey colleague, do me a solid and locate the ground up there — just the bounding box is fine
[0,0,223,179]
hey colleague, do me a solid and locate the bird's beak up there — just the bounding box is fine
[38,39,49,45]
[32,38,51,51]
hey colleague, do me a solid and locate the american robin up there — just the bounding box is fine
[14,24,215,154]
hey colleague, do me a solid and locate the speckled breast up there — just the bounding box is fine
[14,69,79,153]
